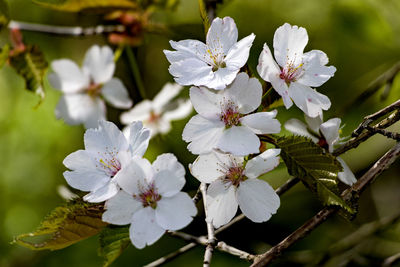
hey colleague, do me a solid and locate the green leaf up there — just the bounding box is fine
[13,200,108,250]
[0,0,9,32]
[99,226,130,267]
[9,45,48,103]
[33,0,137,12]
[276,135,355,214]
[0,44,9,68]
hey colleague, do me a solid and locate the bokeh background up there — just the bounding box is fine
[1,0,400,266]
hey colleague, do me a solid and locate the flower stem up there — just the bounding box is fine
[125,46,147,99]
[258,87,273,112]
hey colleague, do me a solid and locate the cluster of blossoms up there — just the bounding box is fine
[57,15,356,249]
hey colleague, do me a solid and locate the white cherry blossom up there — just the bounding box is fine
[164,16,255,90]
[285,115,357,185]
[49,45,132,129]
[257,23,336,118]
[63,120,150,203]
[182,72,281,156]
[191,149,281,228]
[102,154,197,249]
[120,83,192,137]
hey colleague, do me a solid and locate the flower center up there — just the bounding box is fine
[148,111,161,123]
[220,102,240,128]
[87,81,102,97]
[96,148,121,177]
[135,183,161,209]
[206,48,226,71]
[225,166,247,187]
[280,62,304,83]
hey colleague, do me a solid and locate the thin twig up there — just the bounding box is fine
[382,252,400,267]
[8,20,125,36]
[143,243,197,267]
[251,142,400,266]
[192,185,203,204]
[125,46,147,99]
[201,183,216,267]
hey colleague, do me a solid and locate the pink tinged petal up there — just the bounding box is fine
[182,115,225,155]
[49,59,89,93]
[269,73,293,109]
[305,113,323,135]
[225,72,262,114]
[152,83,183,112]
[217,126,260,156]
[101,78,132,109]
[120,100,152,124]
[55,94,106,129]
[288,82,331,118]
[257,43,280,83]
[163,99,193,121]
[206,179,238,228]
[190,86,222,118]
[273,23,308,67]
[204,66,239,90]
[114,157,152,195]
[244,148,281,179]
[83,45,115,84]
[297,50,336,87]
[284,118,319,142]
[224,33,256,70]
[319,118,341,153]
[237,179,280,223]
[63,170,109,192]
[169,58,214,86]
[102,191,142,225]
[240,111,281,135]
[130,207,165,249]
[191,151,240,184]
[155,192,197,231]
[207,17,238,55]
[84,120,129,154]
[337,157,357,186]
[83,180,119,203]
[127,121,150,157]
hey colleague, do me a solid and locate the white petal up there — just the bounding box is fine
[153,169,185,198]
[207,17,238,55]
[244,148,281,179]
[63,149,96,171]
[163,99,193,121]
[166,39,208,63]
[102,191,141,225]
[169,58,214,86]
[101,78,132,109]
[84,120,129,154]
[273,23,308,67]
[284,118,318,142]
[63,170,109,192]
[127,121,151,157]
[225,72,262,114]
[304,113,323,135]
[152,153,185,177]
[120,100,152,124]
[204,66,239,90]
[270,73,293,109]
[289,82,331,118]
[217,126,260,156]
[206,179,238,228]
[83,45,115,84]
[319,118,341,153]
[114,157,152,195]
[337,157,357,186]
[240,111,281,135]
[155,192,197,230]
[224,33,256,70]
[55,94,106,129]
[83,181,119,203]
[191,151,242,184]
[257,43,281,83]
[297,50,336,87]
[130,207,165,249]
[190,86,222,118]
[152,83,183,111]
[182,115,225,155]
[237,179,280,223]
[49,59,89,93]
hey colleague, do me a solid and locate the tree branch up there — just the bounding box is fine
[251,141,400,266]
[200,183,216,267]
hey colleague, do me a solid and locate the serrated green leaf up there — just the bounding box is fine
[99,226,130,267]
[9,45,48,103]
[33,0,137,12]
[276,135,355,214]
[0,0,9,32]
[13,200,108,250]
[0,44,9,68]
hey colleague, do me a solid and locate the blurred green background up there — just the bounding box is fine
[1,0,400,266]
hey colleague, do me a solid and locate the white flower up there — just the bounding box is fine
[120,83,193,137]
[257,23,336,118]
[164,16,255,90]
[102,153,197,249]
[49,45,132,129]
[191,149,281,228]
[63,120,150,203]
[285,115,357,185]
[182,72,281,156]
